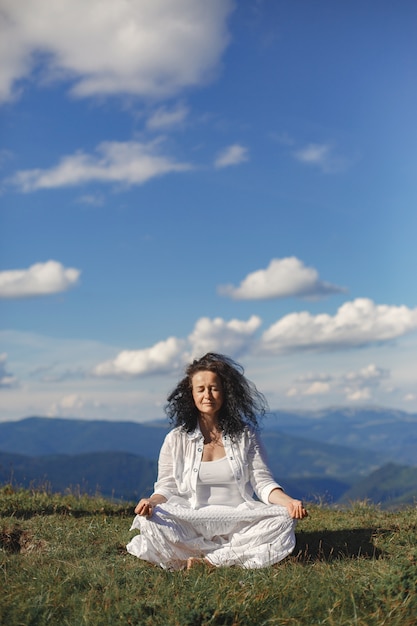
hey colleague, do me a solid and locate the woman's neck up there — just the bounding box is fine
[198,415,220,442]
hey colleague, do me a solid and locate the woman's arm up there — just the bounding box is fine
[268,487,308,519]
[246,429,285,503]
[134,430,179,516]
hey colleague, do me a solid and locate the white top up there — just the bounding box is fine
[153,425,282,509]
[196,456,244,508]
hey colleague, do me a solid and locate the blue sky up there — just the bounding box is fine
[1,0,417,422]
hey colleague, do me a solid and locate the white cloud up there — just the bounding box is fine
[93,337,186,378]
[0,353,18,388]
[303,381,331,395]
[48,394,104,419]
[344,387,372,402]
[0,0,234,103]
[284,372,335,399]
[92,301,417,382]
[9,139,192,191]
[345,363,389,384]
[93,315,261,378]
[293,143,348,173]
[146,103,189,130]
[219,257,345,300]
[0,260,80,298]
[188,315,261,358]
[294,143,330,165]
[260,299,417,354]
[214,144,249,168]
[285,362,391,403]
[285,387,298,398]
[342,363,390,403]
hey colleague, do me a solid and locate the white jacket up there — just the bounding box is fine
[153,425,282,509]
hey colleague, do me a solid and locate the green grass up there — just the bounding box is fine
[1,486,416,625]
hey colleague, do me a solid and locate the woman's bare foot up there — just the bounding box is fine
[186,557,214,570]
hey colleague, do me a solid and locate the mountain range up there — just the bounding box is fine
[0,407,416,507]
[0,450,156,502]
[263,406,417,466]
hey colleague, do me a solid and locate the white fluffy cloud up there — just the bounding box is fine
[146,103,189,130]
[343,363,390,402]
[93,315,261,378]
[285,372,333,398]
[303,381,331,396]
[92,300,417,380]
[10,140,192,191]
[219,257,344,300]
[0,0,234,103]
[0,260,80,298]
[93,337,186,377]
[344,388,372,401]
[0,353,18,388]
[48,394,105,419]
[188,315,261,357]
[261,299,417,353]
[285,362,391,402]
[293,143,348,173]
[344,363,389,384]
[214,144,249,168]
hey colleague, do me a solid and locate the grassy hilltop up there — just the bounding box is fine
[1,486,416,626]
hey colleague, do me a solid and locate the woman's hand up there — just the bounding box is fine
[134,498,154,516]
[134,494,167,516]
[285,499,308,520]
[268,488,308,519]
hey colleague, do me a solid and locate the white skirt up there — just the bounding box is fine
[126,496,296,570]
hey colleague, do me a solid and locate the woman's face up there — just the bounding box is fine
[191,370,223,420]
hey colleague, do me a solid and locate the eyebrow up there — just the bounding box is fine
[194,384,218,389]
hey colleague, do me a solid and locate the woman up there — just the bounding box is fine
[127,353,307,570]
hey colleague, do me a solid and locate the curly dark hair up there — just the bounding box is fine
[165,353,268,438]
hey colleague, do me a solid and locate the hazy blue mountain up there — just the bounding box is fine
[1,413,416,505]
[3,406,416,465]
[0,449,353,505]
[262,431,385,481]
[0,417,168,459]
[0,415,395,505]
[0,417,388,479]
[338,463,417,508]
[281,476,352,504]
[264,406,417,466]
[2,449,415,507]
[0,450,157,501]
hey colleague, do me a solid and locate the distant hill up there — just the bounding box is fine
[2,448,415,507]
[1,412,415,506]
[262,430,384,481]
[264,406,417,466]
[0,417,168,459]
[0,449,352,505]
[277,475,351,504]
[0,451,157,501]
[339,463,417,508]
[0,416,388,480]
[0,415,395,506]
